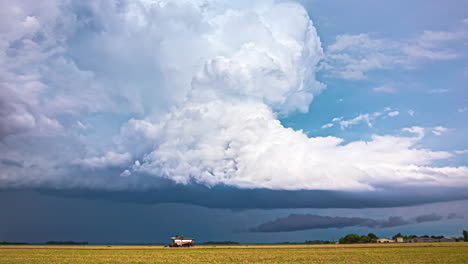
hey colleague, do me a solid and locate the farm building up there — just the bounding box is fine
[395,237,404,243]
[408,237,435,243]
[376,238,395,243]
[439,238,456,242]
[407,237,456,243]
[167,235,195,247]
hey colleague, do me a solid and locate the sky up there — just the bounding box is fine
[1,0,467,244]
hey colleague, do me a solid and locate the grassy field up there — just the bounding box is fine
[1,243,468,263]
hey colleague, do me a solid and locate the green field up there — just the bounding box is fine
[1,243,468,263]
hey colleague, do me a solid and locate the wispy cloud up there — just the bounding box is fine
[328,108,399,130]
[321,123,334,129]
[73,152,132,169]
[373,84,397,94]
[454,150,468,155]
[340,113,373,129]
[432,126,449,136]
[321,21,468,80]
[429,89,450,94]
[76,121,91,130]
[447,213,464,220]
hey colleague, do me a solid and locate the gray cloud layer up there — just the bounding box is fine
[38,184,468,210]
[248,213,448,232]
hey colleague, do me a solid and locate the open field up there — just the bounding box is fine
[1,243,468,263]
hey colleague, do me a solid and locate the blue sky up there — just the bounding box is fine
[289,0,468,165]
[0,0,467,243]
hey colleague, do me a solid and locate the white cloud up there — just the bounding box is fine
[429,89,450,94]
[120,170,132,177]
[76,121,91,130]
[74,152,132,169]
[332,117,343,122]
[373,85,397,94]
[124,109,466,190]
[417,30,466,46]
[337,108,398,129]
[321,123,334,129]
[321,34,397,80]
[408,109,415,117]
[340,113,372,129]
[402,126,425,138]
[322,22,468,80]
[402,46,457,60]
[458,107,468,113]
[432,126,449,136]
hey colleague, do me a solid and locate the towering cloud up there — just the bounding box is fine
[0,0,467,192]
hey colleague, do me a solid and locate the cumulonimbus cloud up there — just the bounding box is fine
[114,0,467,191]
[0,0,467,192]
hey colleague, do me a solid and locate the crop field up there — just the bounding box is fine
[1,243,468,263]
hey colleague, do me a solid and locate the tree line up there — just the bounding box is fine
[339,231,468,244]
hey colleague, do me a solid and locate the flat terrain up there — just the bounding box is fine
[1,243,468,263]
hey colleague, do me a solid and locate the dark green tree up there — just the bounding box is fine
[463,230,468,242]
[368,233,378,242]
[358,235,370,243]
[392,233,403,240]
[339,234,361,244]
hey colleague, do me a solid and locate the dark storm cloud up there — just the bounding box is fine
[249,214,371,232]
[248,213,446,233]
[414,214,443,223]
[447,213,464,220]
[2,189,467,245]
[33,181,468,210]
[0,159,24,168]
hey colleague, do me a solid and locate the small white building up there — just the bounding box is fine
[395,237,404,243]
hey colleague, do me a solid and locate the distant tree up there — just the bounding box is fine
[304,240,331,245]
[367,233,378,241]
[392,233,403,240]
[0,242,30,245]
[202,241,239,245]
[339,234,361,244]
[358,235,370,243]
[463,230,468,242]
[46,241,88,245]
